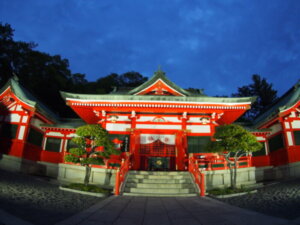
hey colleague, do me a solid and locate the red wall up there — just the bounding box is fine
[251,155,270,167]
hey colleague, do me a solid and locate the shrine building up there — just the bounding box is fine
[60,69,255,171]
[0,70,300,188]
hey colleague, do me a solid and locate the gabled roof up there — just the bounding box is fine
[0,76,60,122]
[253,80,300,127]
[60,90,255,104]
[128,69,194,96]
[61,69,255,104]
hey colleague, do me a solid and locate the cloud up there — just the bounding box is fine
[179,38,200,51]
[180,7,214,24]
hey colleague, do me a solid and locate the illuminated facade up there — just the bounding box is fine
[0,71,299,171]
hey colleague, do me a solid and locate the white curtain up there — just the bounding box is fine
[140,134,175,145]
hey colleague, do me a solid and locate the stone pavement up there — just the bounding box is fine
[55,196,300,225]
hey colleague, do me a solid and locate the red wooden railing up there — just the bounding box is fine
[189,156,206,197]
[193,154,251,170]
[114,153,132,195]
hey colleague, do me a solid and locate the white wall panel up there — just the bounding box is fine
[66,133,77,138]
[22,116,28,123]
[5,114,21,123]
[106,123,131,132]
[17,126,26,140]
[256,136,265,141]
[187,117,201,123]
[292,120,300,129]
[187,125,210,133]
[286,132,294,146]
[165,117,181,122]
[136,124,181,130]
[137,116,155,122]
[8,105,16,111]
[285,122,290,129]
[115,115,130,121]
[46,132,64,137]
[16,105,23,111]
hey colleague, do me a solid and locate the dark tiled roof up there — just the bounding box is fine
[253,80,300,127]
[0,76,60,122]
[233,122,271,133]
[41,118,85,129]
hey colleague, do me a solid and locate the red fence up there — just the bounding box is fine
[114,153,132,195]
[188,156,205,196]
[192,153,251,170]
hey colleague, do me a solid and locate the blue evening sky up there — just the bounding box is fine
[0,0,299,96]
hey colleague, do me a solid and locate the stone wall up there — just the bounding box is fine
[204,167,256,190]
[0,154,116,188]
[2,153,300,191]
[57,163,116,188]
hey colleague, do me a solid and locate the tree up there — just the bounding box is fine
[65,124,120,186]
[0,23,149,116]
[186,88,205,95]
[0,23,36,85]
[94,72,148,94]
[233,74,277,120]
[206,124,262,189]
[119,71,148,87]
[0,23,83,117]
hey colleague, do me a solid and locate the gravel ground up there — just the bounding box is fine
[0,169,107,225]
[219,179,300,220]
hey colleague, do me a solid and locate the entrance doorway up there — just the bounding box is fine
[139,134,176,170]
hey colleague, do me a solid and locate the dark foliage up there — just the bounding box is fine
[232,74,278,121]
[0,23,147,117]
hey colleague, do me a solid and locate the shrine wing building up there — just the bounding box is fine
[0,70,300,175]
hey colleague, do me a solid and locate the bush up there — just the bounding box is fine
[208,186,251,196]
[64,183,111,194]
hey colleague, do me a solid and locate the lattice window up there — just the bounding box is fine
[140,140,175,156]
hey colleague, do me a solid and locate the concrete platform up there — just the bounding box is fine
[55,196,298,225]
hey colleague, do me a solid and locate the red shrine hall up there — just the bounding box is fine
[0,70,300,172]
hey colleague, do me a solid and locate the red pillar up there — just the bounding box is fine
[130,129,140,170]
[176,113,188,171]
[176,130,187,171]
[279,117,292,164]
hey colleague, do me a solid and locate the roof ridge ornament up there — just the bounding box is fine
[294,79,300,89]
[154,65,166,77]
[12,72,19,82]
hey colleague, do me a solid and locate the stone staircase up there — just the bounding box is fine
[122,171,198,197]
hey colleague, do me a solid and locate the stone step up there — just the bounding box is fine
[126,178,192,184]
[122,170,198,197]
[123,192,198,197]
[129,171,190,176]
[128,174,189,180]
[125,182,194,189]
[124,187,195,194]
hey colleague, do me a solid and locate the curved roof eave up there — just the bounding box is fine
[253,80,300,127]
[61,90,256,104]
[1,77,60,123]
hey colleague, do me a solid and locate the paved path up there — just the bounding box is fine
[55,196,300,225]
